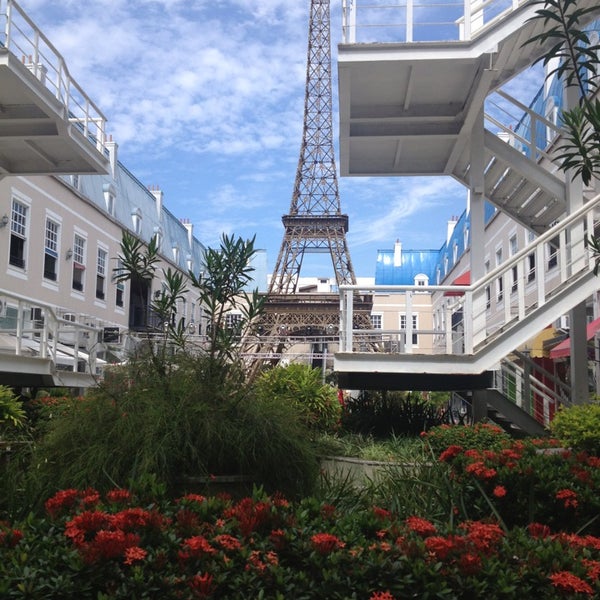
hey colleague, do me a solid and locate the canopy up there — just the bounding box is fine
[444,271,470,297]
[549,316,600,359]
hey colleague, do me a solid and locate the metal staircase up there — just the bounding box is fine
[335,1,600,407]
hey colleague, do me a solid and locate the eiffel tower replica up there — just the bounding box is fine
[252,0,372,360]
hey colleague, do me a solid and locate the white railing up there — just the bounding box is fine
[341,0,524,43]
[339,192,600,356]
[485,89,563,163]
[0,0,107,155]
[0,287,109,378]
[494,357,569,426]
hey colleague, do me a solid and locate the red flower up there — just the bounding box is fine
[369,592,395,600]
[549,571,594,595]
[424,535,456,560]
[583,559,600,581]
[180,535,216,559]
[269,528,286,550]
[405,516,437,537]
[458,552,482,575]
[461,521,504,555]
[82,529,141,564]
[65,511,111,547]
[310,533,345,554]
[45,489,81,518]
[106,489,132,504]
[556,488,578,509]
[527,523,551,539]
[492,485,507,498]
[321,504,336,519]
[0,527,23,548]
[465,461,497,480]
[439,445,463,462]
[123,545,147,565]
[373,506,392,521]
[213,534,242,552]
[189,572,214,598]
[178,493,206,505]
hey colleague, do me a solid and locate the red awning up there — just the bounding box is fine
[549,316,600,359]
[444,271,470,297]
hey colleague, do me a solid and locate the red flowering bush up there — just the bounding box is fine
[424,425,600,534]
[2,486,600,598]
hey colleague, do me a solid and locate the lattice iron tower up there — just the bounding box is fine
[246,0,372,358]
[269,0,356,295]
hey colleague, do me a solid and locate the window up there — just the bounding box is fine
[485,260,491,309]
[72,234,86,292]
[172,245,180,263]
[509,235,518,293]
[527,252,536,282]
[443,255,449,276]
[131,209,142,235]
[9,200,28,269]
[103,183,115,215]
[547,235,559,270]
[371,313,383,329]
[44,218,59,281]
[453,242,458,264]
[495,248,503,302]
[115,258,125,307]
[527,231,536,282]
[153,227,163,251]
[96,247,107,300]
[463,225,469,250]
[414,273,429,290]
[225,312,242,331]
[400,313,418,346]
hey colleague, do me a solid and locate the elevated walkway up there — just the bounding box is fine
[0,0,108,176]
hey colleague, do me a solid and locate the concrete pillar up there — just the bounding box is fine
[570,302,589,404]
[564,84,589,404]
[469,110,487,349]
[472,389,488,422]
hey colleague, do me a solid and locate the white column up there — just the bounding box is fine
[469,109,487,350]
[564,85,588,404]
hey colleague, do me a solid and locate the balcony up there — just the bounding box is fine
[0,0,109,176]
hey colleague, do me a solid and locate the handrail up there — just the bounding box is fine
[0,0,107,154]
[0,286,115,377]
[339,192,600,355]
[494,357,570,426]
[341,0,525,44]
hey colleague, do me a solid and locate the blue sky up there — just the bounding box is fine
[23,0,494,278]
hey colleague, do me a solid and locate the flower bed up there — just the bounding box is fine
[2,485,600,599]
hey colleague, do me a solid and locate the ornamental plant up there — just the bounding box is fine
[253,363,341,431]
[549,401,600,454]
[424,425,600,534]
[2,486,600,598]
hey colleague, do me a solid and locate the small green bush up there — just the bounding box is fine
[422,422,512,456]
[549,401,600,454]
[14,355,319,511]
[253,363,341,431]
[341,390,443,437]
[0,385,26,435]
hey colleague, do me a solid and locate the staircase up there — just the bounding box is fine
[335,1,600,421]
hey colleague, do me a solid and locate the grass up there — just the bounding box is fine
[314,431,429,462]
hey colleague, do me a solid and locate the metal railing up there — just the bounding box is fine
[341,0,524,43]
[0,287,111,378]
[494,356,570,426]
[0,0,107,155]
[339,192,600,356]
